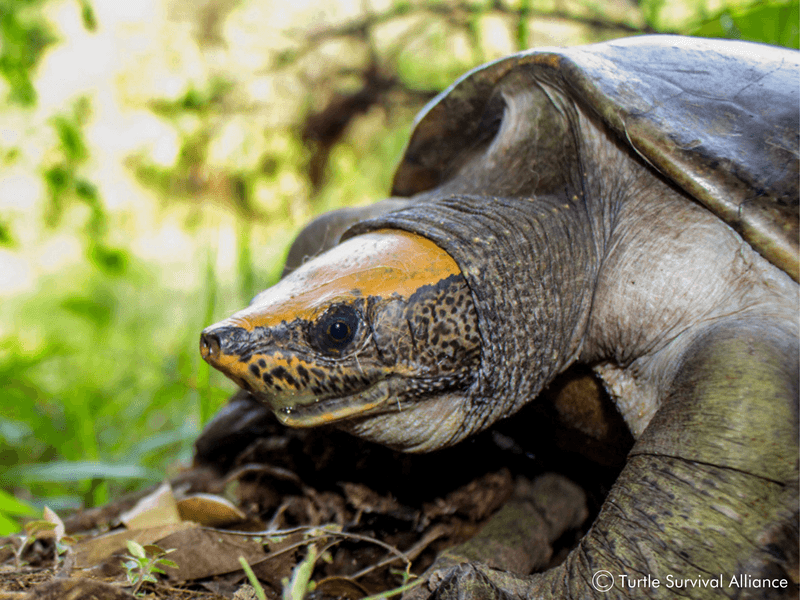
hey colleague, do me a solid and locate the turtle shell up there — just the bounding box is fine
[392,35,799,282]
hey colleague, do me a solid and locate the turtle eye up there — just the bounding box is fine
[327,320,352,342]
[311,304,360,354]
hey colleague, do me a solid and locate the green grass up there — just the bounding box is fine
[0,240,279,519]
[0,94,403,532]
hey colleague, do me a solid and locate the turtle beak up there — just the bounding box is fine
[199,329,222,365]
[199,324,251,376]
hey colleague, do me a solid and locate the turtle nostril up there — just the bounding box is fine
[200,332,222,362]
[200,325,250,364]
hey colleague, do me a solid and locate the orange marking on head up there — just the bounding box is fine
[211,230,460,332]
[270,355,292,369]
[205,351,248,379]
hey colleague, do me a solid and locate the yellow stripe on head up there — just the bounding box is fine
[221,230,461,331]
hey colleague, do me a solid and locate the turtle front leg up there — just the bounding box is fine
[412,317,798,599]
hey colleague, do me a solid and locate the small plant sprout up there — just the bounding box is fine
[122,540,178,597]
[283,544,317,600]
[9,520,54,568]
[7,506,76,568]
[238,556,268,600]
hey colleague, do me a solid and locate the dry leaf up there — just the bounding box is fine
[32,507,65,542]
[176,493,246,527]
[153,528,268,581]
[314,576,368,599]
[120,482,181,530]
[73,523,195,568]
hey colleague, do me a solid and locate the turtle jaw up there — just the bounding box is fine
[200,325,467,441]
[268,379,395,427]
[200,325,400,427]
[267,377,472,452]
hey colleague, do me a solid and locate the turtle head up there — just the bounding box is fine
[200,230,481,452]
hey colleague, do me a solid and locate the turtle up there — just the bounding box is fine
[200,35,799,598]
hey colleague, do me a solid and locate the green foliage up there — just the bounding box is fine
[638,0,799,47]
[515,0,531,49]
[239,556,269,600]
[122,540,178,597]
[0,489,37,535]
[692,1,799,48]
[45,99,99,224]
[89,242,129,275]
[0,0,57,106]
[0,221,13,246]
[40,96,128,277]
[4,461,159,484]
[638,0,667,30]
[0,254,233,508]
[395,34,476,91]
[150,77,233,116]
[283,544,317,600]
[78,0,96,32]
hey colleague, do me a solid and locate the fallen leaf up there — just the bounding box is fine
[314,576,368,599]
[152,527,268,581]
[176,493,246,527]
[120,482,181,530]
[41,508,65,542]
[73,522,195,568]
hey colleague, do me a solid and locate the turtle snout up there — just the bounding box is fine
[199,330,222,364]
[200,325,251,366]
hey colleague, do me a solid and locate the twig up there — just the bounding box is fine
[204,524,413,571]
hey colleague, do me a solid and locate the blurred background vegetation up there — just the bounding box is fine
[0,0,797,532]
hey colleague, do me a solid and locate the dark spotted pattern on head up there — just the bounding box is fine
[203,273,480,421]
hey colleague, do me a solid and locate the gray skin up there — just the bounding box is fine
[202,37,799,599]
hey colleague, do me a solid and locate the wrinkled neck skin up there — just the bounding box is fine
[345,194,600,449]
[573,119,799,436]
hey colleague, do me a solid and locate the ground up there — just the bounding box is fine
[0,369,631,599]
